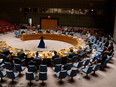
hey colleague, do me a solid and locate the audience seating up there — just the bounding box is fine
[39,72,47,83]
[4,62,13,70]
[26,72,35,84]
[28,65,37,73]
[0,70,6,81]
[6,70,19,82]
[14,64,26,74]
[64,63,72,70]
[73,61,84,69]
[56,70,67,82]
[92,63,101,74]
[13,57,25,65]
[52,64,62,72]
[39,64,47,72]
[67,68,78,79]
[51,58,61,66]
[83,59,90,68]
[81,66,93,77]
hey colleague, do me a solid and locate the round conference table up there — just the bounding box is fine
[20,33,82,59]
[0,33,83,59]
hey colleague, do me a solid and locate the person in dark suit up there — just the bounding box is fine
[38,36,45,48]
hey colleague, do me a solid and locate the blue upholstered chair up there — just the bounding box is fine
[81,66,93,77]
[52,64,62,72]
[33,58,42,69]
[67,68,78,79]
[39,64,47,72]
[56,70,67,82]
[0,70,6,81]
[26,72,35,84]
[52,58,61,66]
[64,63,72,70]
[6,70,19,82]
[5,62,13,70]
[100,59,109,70]
[67,55,78,64]
[14,64,26,74]
[73,61,83,69]
[14,30,20,37]
[13,57,25,65]
[92,63,101,74]
[83,59,90,68]
[28,65,37,73]
[39,72,47,83]
[14,30,20,38]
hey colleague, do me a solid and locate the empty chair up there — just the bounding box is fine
[26,72,35,84]
[56,70,67,82]
[73,61,83,69]
[39,72,47,83]
[14,64,26,74]
[33,58,42,69]
[64,63,72,70]
[92,63,101,74]
[67,56,78,64]
[13,58,25,64]
[39,64,47,72]
[6,70,19,82]
[67,68,78,79]
[52,64,62,72]
[78,52,87,58]
[81,66,93,77]
[0,70,6,81]
[5,62,13,70]
[83,59,90,68]
[52,58,61,66]
[28,65,37,73]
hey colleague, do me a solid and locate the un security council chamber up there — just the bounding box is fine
[0,0,116,87]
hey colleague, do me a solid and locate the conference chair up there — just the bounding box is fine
[39,64,47,72]
[39,72,47,83]
[73,61,84,69]
[26,72,35,84]
[52,64,62,72]
[67,68,78,80]
[92,63,101,74]
[6,70,19,82]
[64,63,72,71]
[28,65,37,73]
[33,58,42,69]
[0,70,6,81]
[56,70,67,82]
[14,64,26,74]
[100,59,109,70]
[14,30,20,38]
[107,52,114,62]
[67,56,78,64]
[81,66,93,77]
[51,58,61,66]
[83,59,90,68]
[4,62,13,70]
[13,57,25,65]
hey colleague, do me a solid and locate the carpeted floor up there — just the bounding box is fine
[0,32,116,87]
